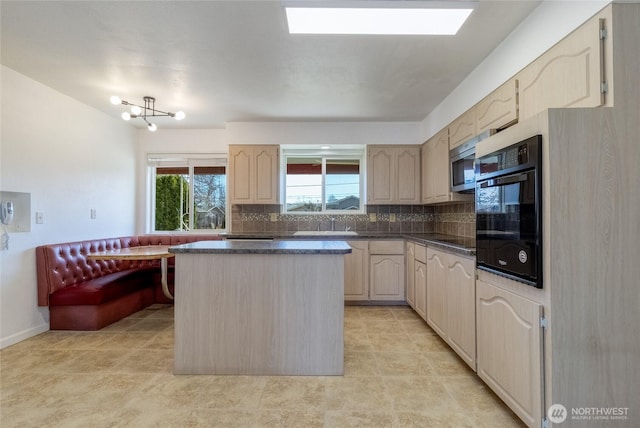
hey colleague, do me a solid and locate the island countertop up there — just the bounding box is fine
[169,239,352,255]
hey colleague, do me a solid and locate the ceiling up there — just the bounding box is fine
[0,1,540,129]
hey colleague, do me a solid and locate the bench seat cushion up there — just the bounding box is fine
[49,268,156,306]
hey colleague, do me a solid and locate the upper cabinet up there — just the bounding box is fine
[367,145,421,205]
[516,6,611,121]
[421,129,472,205]
[449,109,476,149]
[228,145,279,204]
[475,78,519,135]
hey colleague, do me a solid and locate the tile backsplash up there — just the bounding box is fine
[231,202,475,238]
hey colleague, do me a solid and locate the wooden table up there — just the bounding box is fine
[86,245,175,299]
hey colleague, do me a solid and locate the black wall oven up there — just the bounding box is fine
[475,135,543,288]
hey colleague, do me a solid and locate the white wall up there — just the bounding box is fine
[419,0,611,141]
[0,66,138,348]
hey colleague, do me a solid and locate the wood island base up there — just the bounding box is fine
[172,248,346,376]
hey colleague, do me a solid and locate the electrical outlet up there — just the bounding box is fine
[270,213,278,222]
[369,213,377,222]
[35,211,44,224]
[389,213,396,222]
[90,209,97,219]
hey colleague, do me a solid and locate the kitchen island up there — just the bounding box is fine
[169,240,352,375]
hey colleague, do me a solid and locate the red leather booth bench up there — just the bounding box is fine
[36,234,221,330]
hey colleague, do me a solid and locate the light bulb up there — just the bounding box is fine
[174,111,185,120]
[131,105,142,115]
[110,95,122,105]
[121,112,131,121]
[148,123,157,132]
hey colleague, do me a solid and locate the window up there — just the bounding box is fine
[283,147,364,213]
[147,155,227,232]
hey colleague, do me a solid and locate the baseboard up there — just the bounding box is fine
[0,322,49,350]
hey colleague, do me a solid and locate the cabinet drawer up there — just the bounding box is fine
[414,244,427,263]
[369,240,404,255]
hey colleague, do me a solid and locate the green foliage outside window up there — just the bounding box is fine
[155,175,188,231]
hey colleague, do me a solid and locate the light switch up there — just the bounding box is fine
[270,213,278,222]
[369,213,377,222]
[389,213,396,223]
[90,209,97,219]
[35,211,44,224]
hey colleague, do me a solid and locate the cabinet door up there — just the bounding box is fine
[369,255,405,301]
[396,147,421,204]
[476,279,543,428]
[426,248,447,337]
[406,242,415,308]
[344,241,369,301]
[414,260,427,321]
[476,78,518,133]
[517,13,605,121]
[254,146,279,203]
[446,255,476,370]
[367,146,395,204]
[228,146,253,203]
[433,133,451,202]
[421,140,434,203]
[449,109,476,149]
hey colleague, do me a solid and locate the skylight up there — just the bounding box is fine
[285,5,474,35]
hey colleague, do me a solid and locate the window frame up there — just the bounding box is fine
[281,146,365,215]
[146,153,228,234]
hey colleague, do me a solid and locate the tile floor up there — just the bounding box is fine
[1,305,524,427]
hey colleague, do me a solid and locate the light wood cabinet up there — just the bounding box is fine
[228,145,279,204]
[369,240,405,301]
[476,277,543,428]
[516,8,609,121]
[421,130,472,205]
[344,240,369,301]
[445,254,476,369]
[405,242,415,308]
[426,247,476,369]
[367,145,420,205]
[426,248,447,337]
[414,260,427,321]
[449,109,476,149]
[476,78,519,134]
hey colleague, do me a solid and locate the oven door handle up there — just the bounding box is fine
[479,173,528,188]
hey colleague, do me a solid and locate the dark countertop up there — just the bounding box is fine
[169,239,352,255]
[221,232,476,256]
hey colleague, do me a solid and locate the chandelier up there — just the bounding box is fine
[110,96,185,131]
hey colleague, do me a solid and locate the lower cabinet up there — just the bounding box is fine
[412,243,427,320]
[369,240,405,301]
[414,259,427,320]
[476,277,544,428]
[344,240,405,302]
[426,247,477,370]
[344,240,369,301]
[405,242,416,307]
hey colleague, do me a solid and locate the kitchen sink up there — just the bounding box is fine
[293,231,358,236]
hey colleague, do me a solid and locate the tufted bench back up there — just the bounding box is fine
[36,234,221,306]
